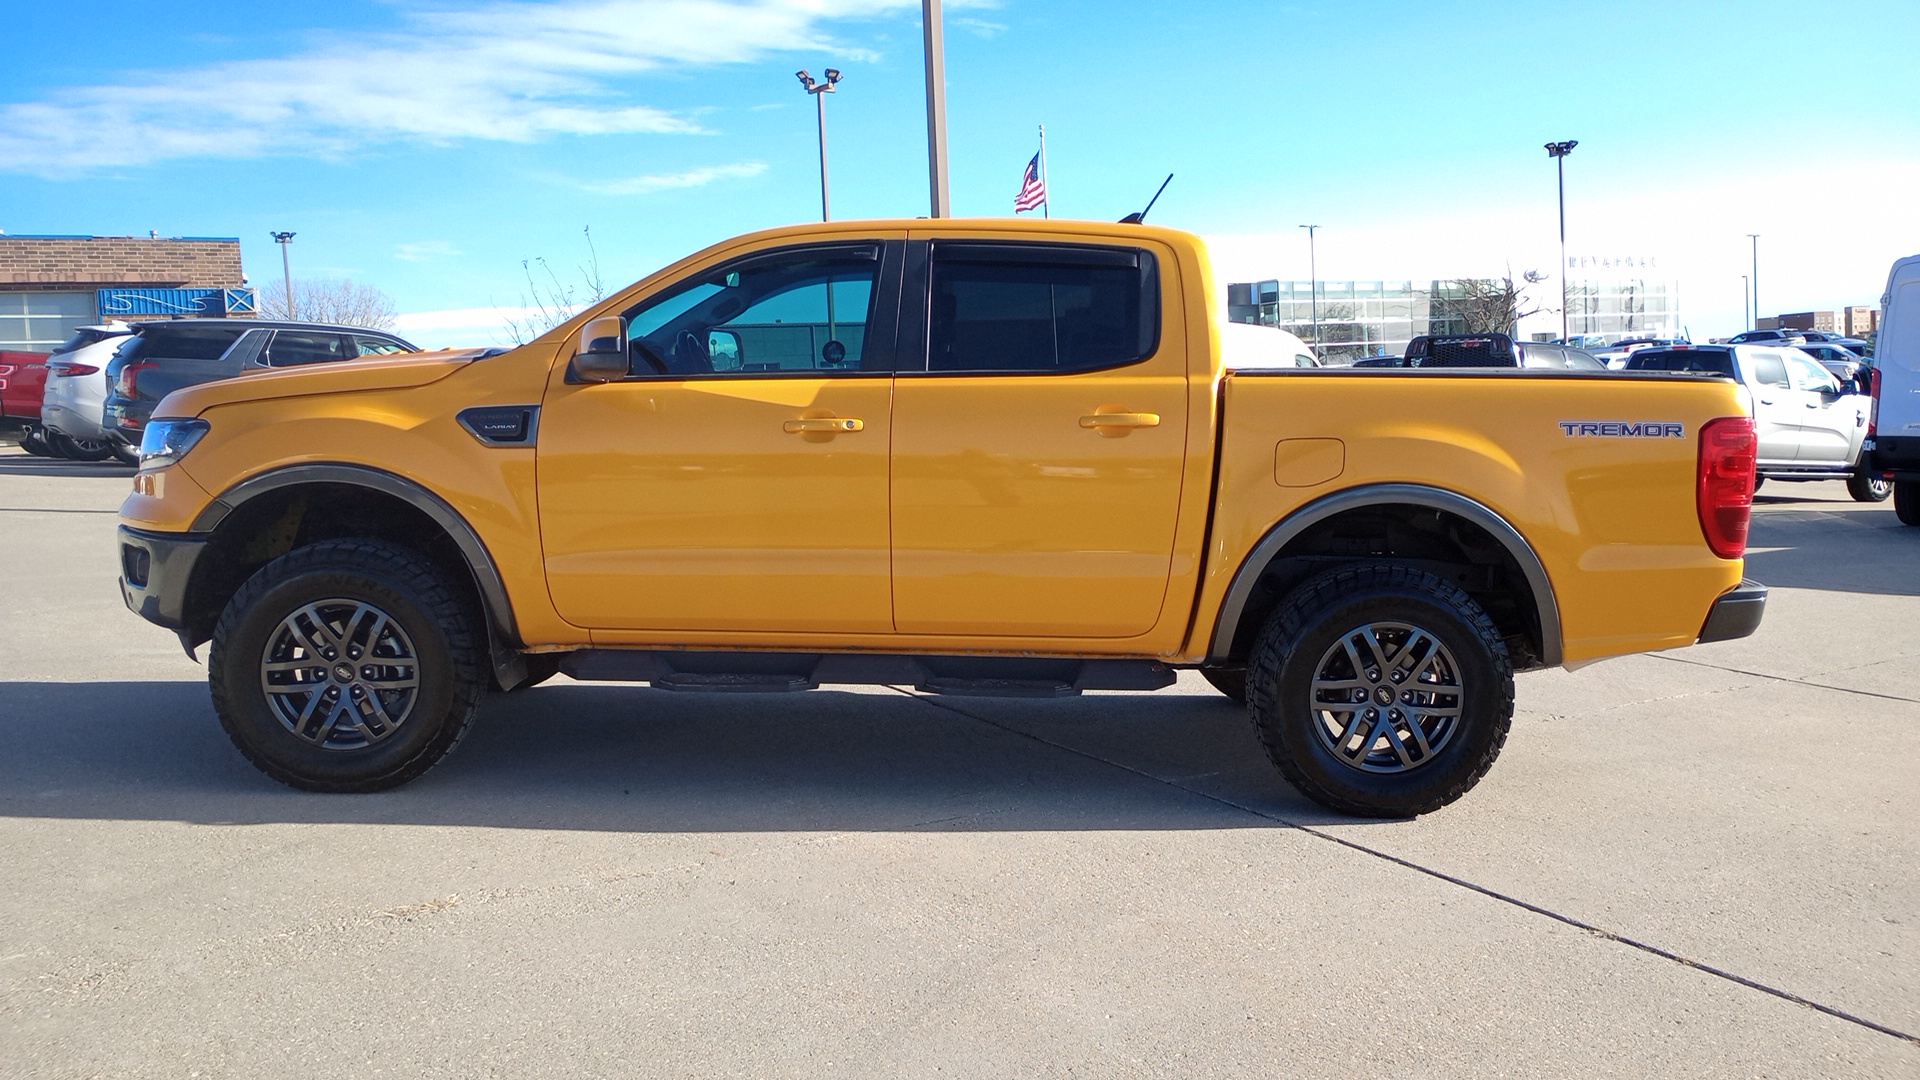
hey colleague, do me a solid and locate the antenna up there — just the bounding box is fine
[1119,173,1173,224]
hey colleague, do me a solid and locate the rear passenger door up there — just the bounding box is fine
[889,236,1188,639]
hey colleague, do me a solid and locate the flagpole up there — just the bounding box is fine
[1038,124,1050,219]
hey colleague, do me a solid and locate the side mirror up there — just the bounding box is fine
[573,315,629,382]
[707,329,742,370]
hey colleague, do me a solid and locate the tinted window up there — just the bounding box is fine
[1625,349,1736,377]
[266,332,351,366]
[1749,352,1791,388]
[925,243,1158,373]
[121,325,247,362]
[623,244,882,377]
[353,335,411,357]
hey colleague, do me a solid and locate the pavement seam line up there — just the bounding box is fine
[1651,653,1920,705]
[887,686,1920,1050]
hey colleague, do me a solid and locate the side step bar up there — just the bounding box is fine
[559,650,1175,698]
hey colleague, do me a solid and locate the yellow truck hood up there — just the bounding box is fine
[156,349,486,418]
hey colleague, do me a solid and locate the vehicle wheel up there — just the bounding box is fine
[505,653,564,693]
[209,539,485,792]
[110,442,140,466]
[19,427,52,456]
[1247,564,1514,818]
[1847,473,1892,502]
[49,431,115,461]
[1896,482,1920,527]
[1200,668,1248,705]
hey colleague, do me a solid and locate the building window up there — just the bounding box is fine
[0,291,98,352]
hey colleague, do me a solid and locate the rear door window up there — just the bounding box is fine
[352,335,411,357]
[922,242,1159,373]
[265,332,352,367]
[1749,352,1792,388]
[125,325,248,361]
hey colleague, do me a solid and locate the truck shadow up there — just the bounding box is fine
[1743,504,1920,596]
[0,680,1346,831]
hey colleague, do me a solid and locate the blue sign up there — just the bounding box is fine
[97,287,258,317]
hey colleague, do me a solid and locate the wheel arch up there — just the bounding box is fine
[1208,484,1562,670]
[183,463,526,687]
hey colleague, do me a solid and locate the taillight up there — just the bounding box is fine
[48,362,99,377]
[1698,416,1757,560]
[115,361,156,398]
[1867,365,1880,437]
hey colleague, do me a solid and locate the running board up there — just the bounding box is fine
[559,650,1175,697]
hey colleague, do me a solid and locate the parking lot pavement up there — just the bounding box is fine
[2,451,1916,1078]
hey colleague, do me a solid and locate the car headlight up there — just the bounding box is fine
[138,418,210,469]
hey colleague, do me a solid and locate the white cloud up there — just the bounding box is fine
[394,240,462,263]
[0,0,914,175]
[954,17,1008,37]
[578,161,769,195]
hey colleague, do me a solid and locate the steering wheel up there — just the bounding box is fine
[673,330,711,372]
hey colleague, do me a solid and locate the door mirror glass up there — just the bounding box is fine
[574,315,628,382]
[707,330,743,371]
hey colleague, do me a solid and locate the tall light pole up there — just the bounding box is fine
[1545,140,1578,342]
[1742,274,1751,331]
[795,69,842,221]
[1747,234,1761,326]
[269,231,296,320]
[1299,224,1320,347]
[922,0,951,218]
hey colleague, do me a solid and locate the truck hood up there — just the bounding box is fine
[155,349,486,418]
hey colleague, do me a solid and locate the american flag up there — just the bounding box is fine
[1014,152,1047,213]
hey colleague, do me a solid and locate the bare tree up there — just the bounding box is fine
[260,277,398,330]
[1432,276,1545,336]
[501,226,608,346]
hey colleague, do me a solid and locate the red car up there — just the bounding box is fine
[0,350,50,445]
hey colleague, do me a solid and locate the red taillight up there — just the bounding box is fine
[115,361,156,398]
[48,362,99,377]
[1698,416,1757,560]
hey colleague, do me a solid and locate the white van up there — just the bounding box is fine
[1867,255,1920,523]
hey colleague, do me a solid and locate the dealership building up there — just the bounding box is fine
[0,234,256,353]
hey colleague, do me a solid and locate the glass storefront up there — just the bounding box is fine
[0,291,98,352]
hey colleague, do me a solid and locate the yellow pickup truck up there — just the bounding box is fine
[118,218,1765,816]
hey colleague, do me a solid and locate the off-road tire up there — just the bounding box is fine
[1897,481,1920,526]
[1200,668,1248,705]
[110,442,140,466]
[1847,473,1893,503]
[1247,563,1514,818]
[49,431,115,461]
[209,539,484,792]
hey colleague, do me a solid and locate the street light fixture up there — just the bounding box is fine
[269,231,296,320]
[1544,140,1577,342]
[796,68,843,222]
[1299,224,1320,348]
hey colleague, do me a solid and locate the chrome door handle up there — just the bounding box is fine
[1079,412,1160,429]
[783,417,863,433]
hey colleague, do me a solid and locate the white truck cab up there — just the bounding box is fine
[1867,255,1920,523]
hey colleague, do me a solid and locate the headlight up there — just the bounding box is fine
[138,418,210,469]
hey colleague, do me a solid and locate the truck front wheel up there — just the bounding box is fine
[1896,481,1920,526]
[1247,564,1514,818]
[208,539,485,792]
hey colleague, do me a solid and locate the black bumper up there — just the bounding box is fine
[1697,579,1767,644]
[118,524,209,632]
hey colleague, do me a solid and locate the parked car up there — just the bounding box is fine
[1867,253,1920,523]
[39,323,136,462]
[1624,344,1884,500]
[1795,343,1871,389]
[1727,329,1793,344]
[1380,334,1606,370]
[103,319,417,446]
[1218,322,1318,369]
[0,350,50,446]
[1593,337,1689,368]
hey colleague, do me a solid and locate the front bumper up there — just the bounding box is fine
[1697,579,1767,644]
[118,524,209,632]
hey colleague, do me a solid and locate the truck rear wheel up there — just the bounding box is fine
[1897,481,1920,526]
[1847,473,1892,502]
[1247,564,1514,818]
[209,539,485,792]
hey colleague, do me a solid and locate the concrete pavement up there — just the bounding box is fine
[2,449,1914,1077]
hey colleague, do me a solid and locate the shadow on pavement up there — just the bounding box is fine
[1743,503,1920,596]
[0,457,135,479]
[0,680,1334,832]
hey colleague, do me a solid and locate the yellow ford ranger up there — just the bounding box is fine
[117,219,1766,817]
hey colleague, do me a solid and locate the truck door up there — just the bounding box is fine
[889,237,1188,638]
[1743,350,1801,465]
[537,238,903,633]
[1784,349,1864,466]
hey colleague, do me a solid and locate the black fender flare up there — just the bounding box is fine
[192,463,527,683]
[1208,483,1562,667]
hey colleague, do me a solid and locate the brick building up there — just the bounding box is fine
[0,235,256,352]
[1757,307,1880,338]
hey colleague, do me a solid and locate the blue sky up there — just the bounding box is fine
[4,0,1917,346]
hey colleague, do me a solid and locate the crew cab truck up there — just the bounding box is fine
[117,219,1767,818]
